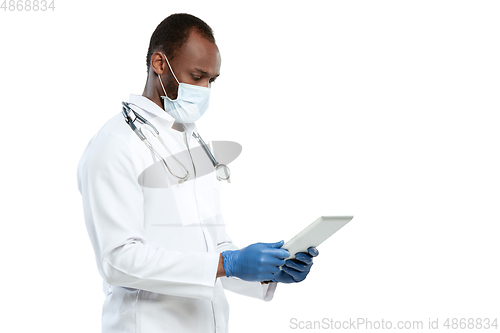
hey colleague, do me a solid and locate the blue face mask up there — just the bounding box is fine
[158,53,211,124]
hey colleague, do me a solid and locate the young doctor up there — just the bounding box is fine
[77,13,318,333]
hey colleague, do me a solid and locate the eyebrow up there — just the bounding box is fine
[195,68,220,78]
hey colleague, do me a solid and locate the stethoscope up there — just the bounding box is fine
[121,102,231,184]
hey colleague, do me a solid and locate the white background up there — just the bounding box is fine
[1,1,499,332]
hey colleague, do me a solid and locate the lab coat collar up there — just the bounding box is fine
[128,94,197,134]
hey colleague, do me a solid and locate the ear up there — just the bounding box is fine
[150,51,167,75]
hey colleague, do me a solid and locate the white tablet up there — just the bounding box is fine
[282,216,353,260]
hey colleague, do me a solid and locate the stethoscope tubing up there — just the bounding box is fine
[121,102,230,183]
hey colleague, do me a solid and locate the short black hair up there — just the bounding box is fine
[146,13,215,72]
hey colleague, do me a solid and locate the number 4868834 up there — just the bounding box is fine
[1,0,55,11]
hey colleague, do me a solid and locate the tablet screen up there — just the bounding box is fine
[282,216,353,260]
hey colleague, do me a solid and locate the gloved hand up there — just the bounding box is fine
[271,247,319,283]
[222,240,290,282]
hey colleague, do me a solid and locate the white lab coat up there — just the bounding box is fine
[77,94,277,333]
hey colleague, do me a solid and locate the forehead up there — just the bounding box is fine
[176,30,221,74]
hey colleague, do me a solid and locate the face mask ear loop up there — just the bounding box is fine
[162,53,180,85]
[158,73,168,97]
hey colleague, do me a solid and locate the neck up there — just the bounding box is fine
[142,75,164,110]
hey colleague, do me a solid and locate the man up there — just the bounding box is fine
[77,13,318,333]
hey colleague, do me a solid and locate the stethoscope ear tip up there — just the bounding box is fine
[177,176,190,184]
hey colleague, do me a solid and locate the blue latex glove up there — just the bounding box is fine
[222,240,290,282]
[271,247,319,283]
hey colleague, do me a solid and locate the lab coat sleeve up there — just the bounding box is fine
[77,130,219,301]
[213,215,277,302]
